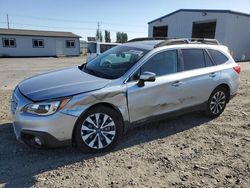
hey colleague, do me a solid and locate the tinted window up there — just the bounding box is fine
[141,50,178,76]
[204,50,214,67]
[208,49,228,65]
[182,49,205,71]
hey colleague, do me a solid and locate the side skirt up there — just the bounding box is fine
[125,102,207,132]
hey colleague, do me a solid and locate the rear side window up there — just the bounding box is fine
[204,50,214,67]
[182,49,205,71]
[141,50,178,76]
[208,49,228,65]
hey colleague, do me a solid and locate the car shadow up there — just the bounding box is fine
[0,111,211,188]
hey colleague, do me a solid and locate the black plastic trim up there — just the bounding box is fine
[21,130,71,148]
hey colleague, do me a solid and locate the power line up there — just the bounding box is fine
[0,21,147,34]
[8,14,146,28]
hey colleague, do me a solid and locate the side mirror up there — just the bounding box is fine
[137,71,156,87]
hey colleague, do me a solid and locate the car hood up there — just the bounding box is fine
[18,67,110,101]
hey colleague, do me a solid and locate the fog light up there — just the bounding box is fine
[34,137,42,146]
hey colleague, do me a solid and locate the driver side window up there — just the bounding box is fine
[141,50,178,77]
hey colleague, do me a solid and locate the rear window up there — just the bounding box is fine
[182,49,206,71]
[208,49,228,65]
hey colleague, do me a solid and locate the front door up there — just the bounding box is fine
[56,40,64,56]
[126,50,183,123]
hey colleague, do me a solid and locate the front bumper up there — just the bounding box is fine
[11,88,78,148]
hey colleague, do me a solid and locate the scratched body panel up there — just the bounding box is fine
[61,85,129,123]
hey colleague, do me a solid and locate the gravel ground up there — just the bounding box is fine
[0,58,249,188]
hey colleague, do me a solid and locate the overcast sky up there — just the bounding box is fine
[0,0,250,41]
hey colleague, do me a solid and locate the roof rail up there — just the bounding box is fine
[189,38,220,45]
[154,39,190,48]
[154,38,220,48]
[128,37,175,42]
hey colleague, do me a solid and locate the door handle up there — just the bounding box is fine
[172,81,182,87]
[209,72,216,78]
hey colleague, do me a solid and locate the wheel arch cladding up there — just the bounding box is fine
[71,102,125,145]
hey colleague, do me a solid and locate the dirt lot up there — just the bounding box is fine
[0,58,249,188]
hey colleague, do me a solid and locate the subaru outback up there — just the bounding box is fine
[11,38,240,152]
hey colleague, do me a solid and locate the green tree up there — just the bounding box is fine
[105,30,111,42]
[116,32,121,43]
[116,32,128,43]
[121,32,128,43]
[96,29,103,42]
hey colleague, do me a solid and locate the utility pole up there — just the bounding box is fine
[6,14,9,29]
[97,22,100,41]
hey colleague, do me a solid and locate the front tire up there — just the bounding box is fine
[75,106,123,153]
[205,87,228,118]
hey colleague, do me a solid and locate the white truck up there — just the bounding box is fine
[87,42,120,62]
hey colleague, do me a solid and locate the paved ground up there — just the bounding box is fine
[0,58,249,188]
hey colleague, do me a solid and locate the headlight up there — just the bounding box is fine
[23,98,70,116]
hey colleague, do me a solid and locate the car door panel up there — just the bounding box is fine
[174,68,221,108]
[126,73,186,123]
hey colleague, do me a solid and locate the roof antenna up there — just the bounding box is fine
[6,14,10,29]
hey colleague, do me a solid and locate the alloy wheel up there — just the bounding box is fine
[210,91,226,115]
[81,113,116,149]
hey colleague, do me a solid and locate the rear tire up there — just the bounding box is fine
[205,87,228,118]
[75,106,123,153]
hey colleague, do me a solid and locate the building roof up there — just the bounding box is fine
[0,28,81,38]
[148,9,250,24]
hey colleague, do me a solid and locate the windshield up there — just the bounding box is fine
[83,45,149,79]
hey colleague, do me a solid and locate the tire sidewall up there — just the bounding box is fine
[75,106,123,153]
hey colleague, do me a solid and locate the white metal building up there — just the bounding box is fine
[148,9,250,61]
[0,28,81,57]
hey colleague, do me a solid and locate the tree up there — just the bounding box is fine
[121,32,128,43]
[105,30,111,43]
[116,32,128,43]
[96,29,103,42]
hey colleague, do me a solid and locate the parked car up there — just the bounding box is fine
[11,38,240,152]
[87,42,120,62]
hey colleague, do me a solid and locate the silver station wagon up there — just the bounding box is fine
[11,38,240,152]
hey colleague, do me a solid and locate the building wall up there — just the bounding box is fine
[224,14,250,61]
[148,11,228,41]
[0,35,80,57]
[148,11,250,61]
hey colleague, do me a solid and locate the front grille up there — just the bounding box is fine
[11,90,19,115]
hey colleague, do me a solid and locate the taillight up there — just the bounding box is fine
[233,65,241,74]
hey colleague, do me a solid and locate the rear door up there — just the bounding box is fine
[176,48,220,108]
